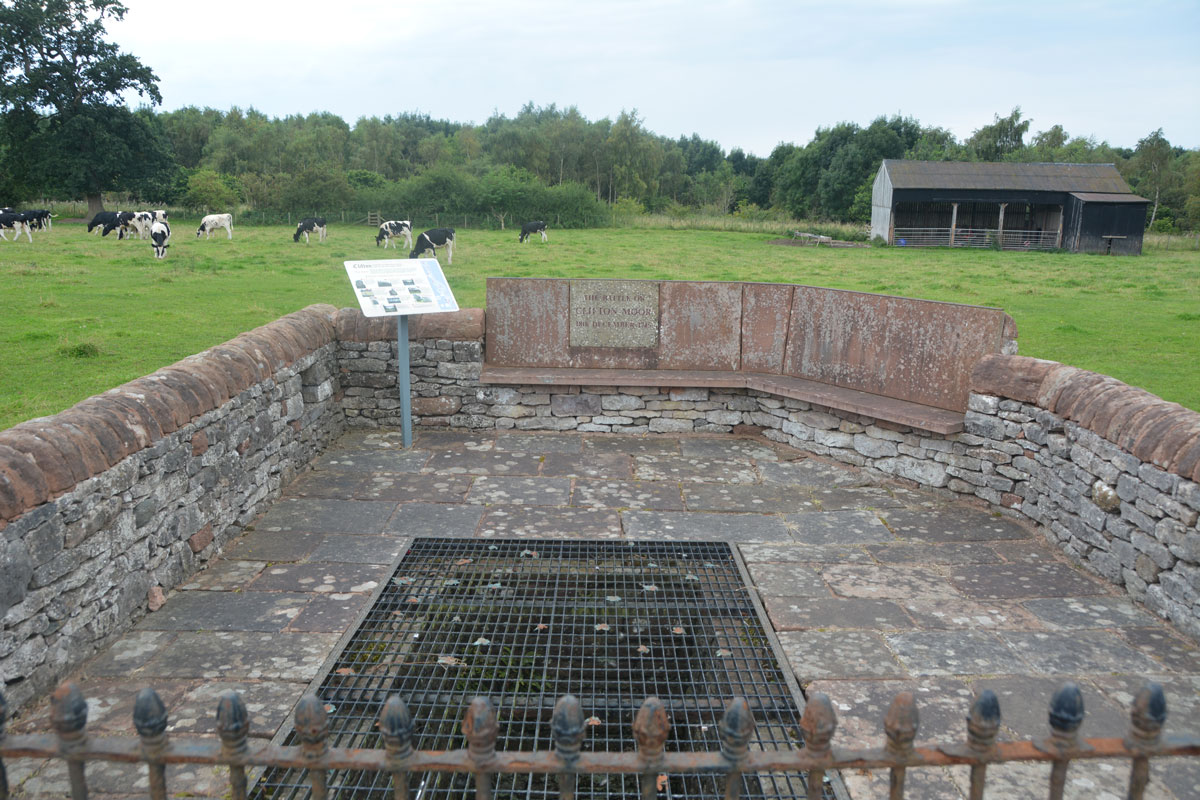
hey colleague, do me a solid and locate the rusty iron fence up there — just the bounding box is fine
[2,680,1198,800]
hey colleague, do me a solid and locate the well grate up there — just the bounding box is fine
[250,538,831,799]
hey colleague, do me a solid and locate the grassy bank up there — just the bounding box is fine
[1,220,1197,429]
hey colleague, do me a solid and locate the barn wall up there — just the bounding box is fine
[870,165,892,241]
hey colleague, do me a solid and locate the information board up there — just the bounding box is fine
[343,259,458,317]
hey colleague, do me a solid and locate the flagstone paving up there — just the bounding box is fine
[6,430,1198,800]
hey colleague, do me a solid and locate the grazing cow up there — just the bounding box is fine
[518,220,548,243]
[197,213,234,240]
[17,209,54,230]
[101,211,138,238]
[88,210,120,234]
[375,219,412,250]
[409,227,455,263]
[149,220,171,259]
[149,210,168,223]
[0,212,33,243]
[293,216,327,243]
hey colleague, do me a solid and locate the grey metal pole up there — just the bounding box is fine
[397,315,412,448]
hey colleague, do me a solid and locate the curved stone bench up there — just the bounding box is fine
[481,278,1017,435]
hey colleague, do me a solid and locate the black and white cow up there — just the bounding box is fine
[0,212,33,243]
[197,213,234,239]
[149,220,171,259]
[18,210,54,231]
[101,211,138,238]
[518,220,548,243]
[375,219,412,250]
[88,210,120,234]
[409,227,455,263]
[293,217,327,243]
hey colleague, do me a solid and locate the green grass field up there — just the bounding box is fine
[1,219,1197,430]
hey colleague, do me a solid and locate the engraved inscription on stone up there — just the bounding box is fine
[569,280,660,348]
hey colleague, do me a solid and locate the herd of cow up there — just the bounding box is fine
[0,207,550,264]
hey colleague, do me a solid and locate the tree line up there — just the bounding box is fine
[2,2,1197,231]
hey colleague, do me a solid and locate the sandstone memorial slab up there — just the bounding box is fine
[569,279,659,348]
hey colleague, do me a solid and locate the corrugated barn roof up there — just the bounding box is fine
[882,160,1135,193]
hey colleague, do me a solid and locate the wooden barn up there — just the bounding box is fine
[870,160,1149,254]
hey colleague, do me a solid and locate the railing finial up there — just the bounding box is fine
[216,691,250,755]
[552,695,586,764]
[718,697,755,765]
[294,694,330,760]
[553,696,586,800]
[967,690,1001,753]
[1047,682,1085,748]
[799,692,836,758]
[216,691,250,800]
[1126,682,1166,750]
[134,689,169,743]
[381,695,415,761]
[50,683,88,748]
[884,691,918,757]
[463,697,498,766]
[633,697,670,762]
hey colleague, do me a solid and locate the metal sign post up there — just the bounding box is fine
[343,258,458,449]
[396,315,412,448]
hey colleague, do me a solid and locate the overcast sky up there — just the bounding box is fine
[110,0,1199,158]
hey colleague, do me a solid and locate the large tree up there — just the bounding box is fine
[0,0,169,216]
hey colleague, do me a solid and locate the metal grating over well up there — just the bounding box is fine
[250,538,831,799]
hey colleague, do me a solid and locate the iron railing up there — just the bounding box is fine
[1,681,1197,800]
[892,227,1060,250]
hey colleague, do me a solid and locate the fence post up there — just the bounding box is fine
[464,697,498,800]
[217,691,250,800]
[295,694,330,800]
[1125,682,1166,800]
[134,689,169,800]
[718,697,755,800]
[380,695,414,800]
[1045,683,1085,800]
[51,683,89,800]
[552,696,585,800]
[633,697,669,800]
[799,693,836,800]
[966,690,1000,800]
[884,692,918,800]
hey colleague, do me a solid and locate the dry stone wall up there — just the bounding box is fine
[3,306,1198,714]
[0,305,344,710]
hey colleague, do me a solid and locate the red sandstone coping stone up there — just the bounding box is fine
[105,386,175,439]
[77,396,156,451]
[121,377,190,432]
[1051,371,1113,419]
[1173,435,1200,482]
[39,419,111,479]
[174,357,235,405]
[1125,405,1195,460]
[1075,383,1136,429]
[0,431,74,495]
[55,407,134,466]
[1103,392,1160,445]
[1147,421,1200,471]
[970,355,1058,404]
[200,347,256,396]
[1035,364,1088,411]
[6,422,92,485]
[143,372,208,423]
[210,343,269,387]
[411,308,485,341]
[0,443,49,521]
[233,330,288,373]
